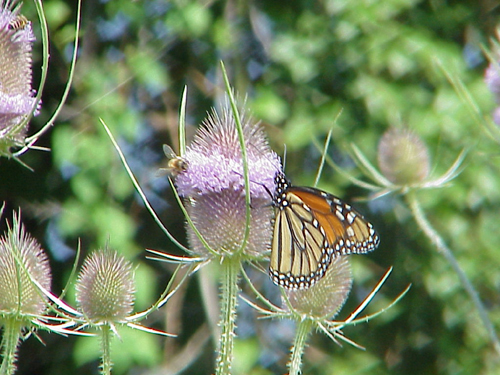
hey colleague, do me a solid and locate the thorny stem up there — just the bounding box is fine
[407,192,500,355]
[215,256,240,375]
[0,318,22,375]
[100,325,113,375]
[289,318,313,375]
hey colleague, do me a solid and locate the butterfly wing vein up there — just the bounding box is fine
[270,187,379,289]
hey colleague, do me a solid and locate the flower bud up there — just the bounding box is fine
[377,128,430,185]
[76,249,135,323]
[286,257,352,318]
[0,212,51,316]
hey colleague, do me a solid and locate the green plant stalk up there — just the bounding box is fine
[215,256,241,375]
[100,325,113,375]
[178,85,187,156]
[220,61,251,255]
[289,318,313,375]
[0,318,22,375]
[407,192,500,355]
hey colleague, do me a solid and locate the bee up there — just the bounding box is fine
[157,144,188,178]
[8,15,29,31]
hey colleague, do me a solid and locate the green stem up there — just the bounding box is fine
[0,318,22,375]
[100,325,113,375]
[215,256,241,375]
[407,192,500,355]
[289,318,313,375]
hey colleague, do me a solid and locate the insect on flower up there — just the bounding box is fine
[8,15,29,31]
[158,144,188,178]
[269,171,380,290]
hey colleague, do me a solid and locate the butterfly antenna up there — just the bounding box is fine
[282,144,287,171]
[314,129,333,187]
[231,170,274,199]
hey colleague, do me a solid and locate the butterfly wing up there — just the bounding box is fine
[270,185,379,289]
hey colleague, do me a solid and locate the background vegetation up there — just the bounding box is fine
[1,0,499,374]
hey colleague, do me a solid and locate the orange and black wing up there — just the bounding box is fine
[269,185,379,290]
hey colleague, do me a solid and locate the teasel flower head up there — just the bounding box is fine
[285,257,352,318]
[0,211,51,375]
[485,29,500,124]
[493,107,500,126]
[0,211,51,316]
[0,0,37,156]
[75,249,135,323]
[242,260,402,373]
[377,127,430,185]
[175,104,281,259]
[485,59,500,103]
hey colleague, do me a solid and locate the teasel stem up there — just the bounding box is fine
[215,256,240,375]
[100,324,113,375]
[289,318,313,375]
[0,318,22,375]
[406,191,500,355]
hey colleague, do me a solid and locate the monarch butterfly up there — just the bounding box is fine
[158,145,188,177]
[270,172,380,289]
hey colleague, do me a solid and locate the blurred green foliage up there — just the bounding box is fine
[1,0,500,374]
